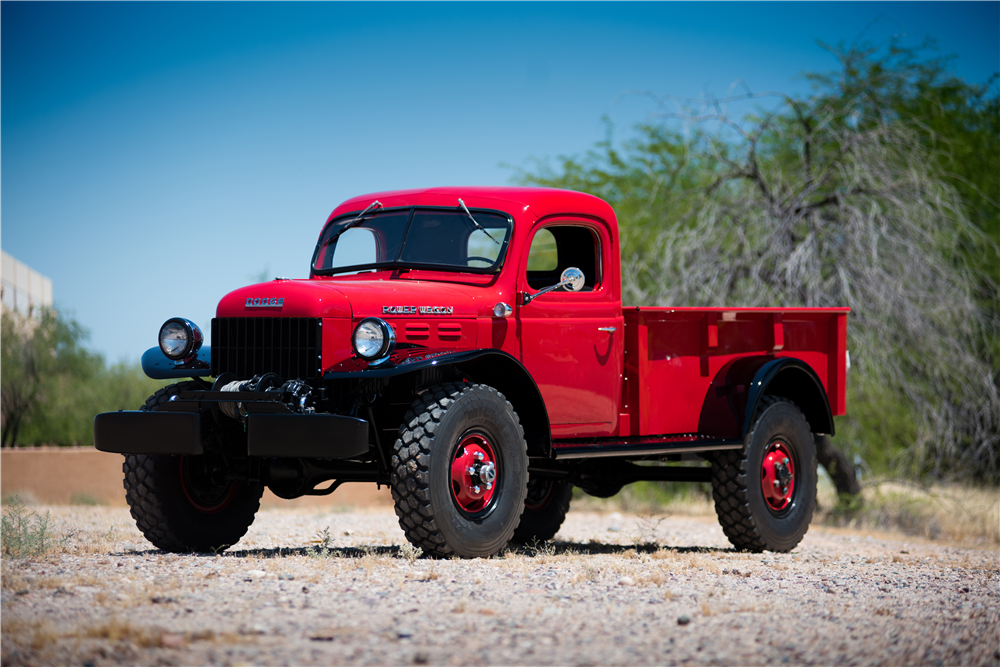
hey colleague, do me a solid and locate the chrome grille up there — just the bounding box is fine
[211,318,322,379]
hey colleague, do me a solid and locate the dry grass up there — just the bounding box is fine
[821,481,1000,547]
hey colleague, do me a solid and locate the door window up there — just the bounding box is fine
[525,225,601,291]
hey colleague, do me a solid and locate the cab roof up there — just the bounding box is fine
[327,186,616,225]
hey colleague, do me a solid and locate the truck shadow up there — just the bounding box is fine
[114,541,736,559]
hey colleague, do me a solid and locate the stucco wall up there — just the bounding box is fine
[0,447,392,508]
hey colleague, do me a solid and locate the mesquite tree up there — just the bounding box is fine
[516,40,999,484]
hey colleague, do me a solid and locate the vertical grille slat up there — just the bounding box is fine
[211,317,322,379]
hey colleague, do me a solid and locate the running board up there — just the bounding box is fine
[552,435,743,460]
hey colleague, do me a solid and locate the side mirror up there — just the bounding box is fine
[523,267,586,305]
[559,267,585,292]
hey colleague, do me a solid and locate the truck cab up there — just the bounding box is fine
[96,187,848,558]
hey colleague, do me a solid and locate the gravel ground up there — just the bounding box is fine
[2,505,998,666]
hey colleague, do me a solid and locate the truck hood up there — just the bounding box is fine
[216,278,487,319]
[217,280,353,318]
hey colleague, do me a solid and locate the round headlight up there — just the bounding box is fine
[352,318,395,364]
[158,318,203,361]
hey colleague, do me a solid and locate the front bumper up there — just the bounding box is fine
[94,411,370,459]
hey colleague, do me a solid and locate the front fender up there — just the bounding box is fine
[141,346,212,380]
[324,349,553,458]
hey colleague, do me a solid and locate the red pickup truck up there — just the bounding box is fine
[96,187,848,558]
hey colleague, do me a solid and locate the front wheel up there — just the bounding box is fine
[391,383,528,558]
[711,397,817,552]
[123,382,262,553]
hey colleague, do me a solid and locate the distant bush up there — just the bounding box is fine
[1,495,62,558]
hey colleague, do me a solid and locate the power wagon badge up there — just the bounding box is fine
[383,306,454,315]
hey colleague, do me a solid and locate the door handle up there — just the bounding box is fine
[598,327,617,333]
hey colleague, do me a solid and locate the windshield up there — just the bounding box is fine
[312,207,512,275]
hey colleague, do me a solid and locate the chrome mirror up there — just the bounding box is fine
[523,266,587,305]
[560,267,585,292]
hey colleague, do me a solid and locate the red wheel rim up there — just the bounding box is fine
[450,433,498,514]
[761,440,796,513]
[179,455,238,514]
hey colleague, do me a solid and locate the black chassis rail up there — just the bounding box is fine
[94,389,370,460]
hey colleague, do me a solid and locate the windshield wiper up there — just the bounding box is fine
[323,200,383,247]
[458,198,500,246]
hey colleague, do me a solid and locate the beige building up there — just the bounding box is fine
[1,250,53,315]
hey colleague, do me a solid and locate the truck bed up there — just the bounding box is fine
[619,307,849,439]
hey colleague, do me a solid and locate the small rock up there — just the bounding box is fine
[677,615,691,626]
[15,589,29,596]
[618,576,635,587]
[397,627,413,639]
[278,573,295,580]
[160,633,186,649]
[244,569,267,579]
[151,595,177,604]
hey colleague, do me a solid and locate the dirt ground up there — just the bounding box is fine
[2,505,998,666]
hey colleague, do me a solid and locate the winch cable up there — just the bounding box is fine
[219,380,246,421]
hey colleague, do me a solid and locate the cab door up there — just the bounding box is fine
[516,221,623,437]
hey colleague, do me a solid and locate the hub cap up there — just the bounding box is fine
[761,440,796,513]
[179,455,238,514]
[450,434,498,514]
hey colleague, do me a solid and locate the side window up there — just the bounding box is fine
[525,225,600,291]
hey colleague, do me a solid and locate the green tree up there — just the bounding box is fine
[1,307,98,446]
[514,40,999,484]
[1,307,166,447]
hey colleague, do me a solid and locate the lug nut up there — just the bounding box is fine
[474,451,485,461]
[472,485,481,495]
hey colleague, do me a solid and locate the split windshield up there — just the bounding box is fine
[312,207,512,275]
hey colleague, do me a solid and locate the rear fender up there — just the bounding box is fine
[744,358,834,437]
[698,356,834,439]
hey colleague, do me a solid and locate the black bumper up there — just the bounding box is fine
[94,411,370,459]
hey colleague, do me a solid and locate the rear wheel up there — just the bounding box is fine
[512,476,572,543]
[123,382,262,553]
[391,383,528,558]
[711,397,817,552]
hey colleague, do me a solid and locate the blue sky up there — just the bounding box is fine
[2,1,998,364]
